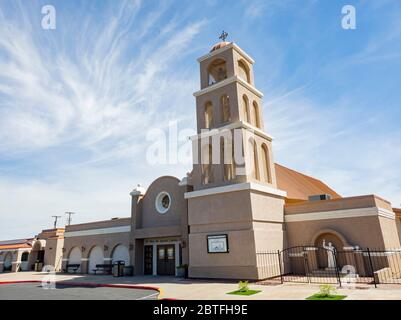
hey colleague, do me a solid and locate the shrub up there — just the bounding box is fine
[238,281,249,292]
[318,284,337,297]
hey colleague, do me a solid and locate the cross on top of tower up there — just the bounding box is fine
[219,31,228,42]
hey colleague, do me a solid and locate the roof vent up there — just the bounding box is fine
[309,194,332,202]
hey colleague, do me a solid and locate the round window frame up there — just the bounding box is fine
[155,192,171,214]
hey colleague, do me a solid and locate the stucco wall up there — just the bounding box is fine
[188,228,259,280]
[66,218,131,232]
[139,176,185,230]
[63,232,131,273]
[379,216,401,249]
[188,187,285,280]
[396,218,401,244]
[44,237,64,271]
[285,195,392,215]
[285,216,386,249]
[250,191,284,223]
[188,190,252,226]
[131,176,189,275]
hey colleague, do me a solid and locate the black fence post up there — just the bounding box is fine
[367,248,377,288]
[333,249,342,287]
[303,248,311,284]
[277,250,283,284]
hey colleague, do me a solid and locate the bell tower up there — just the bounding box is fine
[191,36,277,191]
[185,36,288,280]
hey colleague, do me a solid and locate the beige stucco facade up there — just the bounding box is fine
[61,218,132,274]
[1,41,400,281]
[284,195,400,250]
[0,228,64,273]
[130,176,189,276]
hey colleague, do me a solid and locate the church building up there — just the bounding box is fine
[1,40,400,281]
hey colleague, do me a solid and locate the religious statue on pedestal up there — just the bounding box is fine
[322,239,336,269]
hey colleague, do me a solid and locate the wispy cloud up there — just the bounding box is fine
[242,0,290,19]
[0,1,204,160]
[266,87,401,204]
[0,0,400,240]
[0,0,204,238]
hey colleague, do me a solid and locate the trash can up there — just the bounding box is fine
[112,260,125,277]
[34,261,43,272]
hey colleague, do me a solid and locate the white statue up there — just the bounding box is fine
[322,239,336,269]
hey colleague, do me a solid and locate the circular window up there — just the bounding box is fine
[155,192,171,214]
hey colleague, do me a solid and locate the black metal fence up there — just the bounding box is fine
[256,246,401,287]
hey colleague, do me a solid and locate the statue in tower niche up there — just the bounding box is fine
[322,239,336,269]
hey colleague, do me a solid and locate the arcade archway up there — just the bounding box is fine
[88,246,104,274]
[3,252,12,272]
[111,244,130,265]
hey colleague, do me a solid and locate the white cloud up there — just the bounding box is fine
[243,0,296,19]
[0,0,400,241]
[0,170,132,238]
[265,88,401,206]
[0,1,203,158]
[0,1,202,239]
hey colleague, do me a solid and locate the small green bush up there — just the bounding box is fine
[238,281,249,292]
[318,284,337,297]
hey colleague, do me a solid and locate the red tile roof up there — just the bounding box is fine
[0,243,32,250]
[275,163,341,202]
[0,238,33,251]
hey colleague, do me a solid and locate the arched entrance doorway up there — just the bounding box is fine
[88,246,104,274]
[20,252,30,271]
[111,245,130,265]
[314,231,347,269]
[29,240,46,270]
[3,252,12,272]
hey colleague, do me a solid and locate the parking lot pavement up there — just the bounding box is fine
[1,272,401,300]
[0,283,159,300]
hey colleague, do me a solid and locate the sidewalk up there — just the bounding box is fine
[1,272,401,300]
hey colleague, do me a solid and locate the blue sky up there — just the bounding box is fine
[0,0,400,239]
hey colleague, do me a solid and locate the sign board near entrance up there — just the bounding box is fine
[207,235,229,253]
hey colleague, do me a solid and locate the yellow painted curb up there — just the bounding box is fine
[157,287,164,299]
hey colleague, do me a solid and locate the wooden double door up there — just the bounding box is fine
[157,245,175,276]
[144,244,176,276]
[144,245,153,275]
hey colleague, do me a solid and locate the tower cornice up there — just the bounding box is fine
[197,42,255,64]
[188,121,274,142]
[184,182,287,200]
[193,75,263,98]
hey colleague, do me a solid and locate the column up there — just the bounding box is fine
[175,242,180,276]
[12,251,22,272]
[62,258,69,272]
[152,244,157,276]
[81,258,89,274]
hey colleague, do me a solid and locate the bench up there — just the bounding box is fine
[65,264,80,273]
[93,264,112,275]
